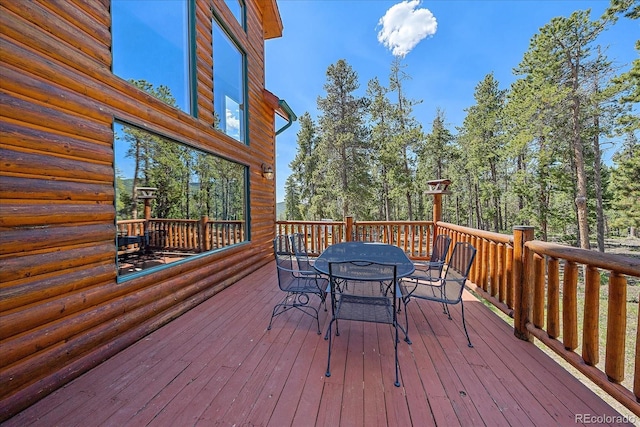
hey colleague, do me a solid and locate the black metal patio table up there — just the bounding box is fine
[314,241,415,387]
[313,241,415,279]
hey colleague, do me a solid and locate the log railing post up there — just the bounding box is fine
[513,226,534,341]
[346,216,353,242]
[200,216,209,252]
[606,272,626,382]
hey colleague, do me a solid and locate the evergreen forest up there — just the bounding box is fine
[283,2,639,251]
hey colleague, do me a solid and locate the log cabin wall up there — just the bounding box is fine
[0,0,281,420]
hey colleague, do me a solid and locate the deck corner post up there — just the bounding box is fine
[346,216,354,242]
[513,226,535,341]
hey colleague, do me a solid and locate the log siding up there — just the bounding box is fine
[0,0,282,420]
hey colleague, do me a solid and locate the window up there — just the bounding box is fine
[225,0,245,29]
[112,0,193,115]
[114,121,247,279]
[212,19,246,143]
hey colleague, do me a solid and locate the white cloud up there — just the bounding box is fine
[377,0,437,57]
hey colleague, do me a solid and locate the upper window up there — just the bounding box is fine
[212,19,246,143]
[225,0,245,29]
[112,0,192,115]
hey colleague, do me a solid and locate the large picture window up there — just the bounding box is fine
[112,0,193,115]
[114,122,247,279]
[213,19,246,143]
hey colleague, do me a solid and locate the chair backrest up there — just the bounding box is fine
[430,234,452,264]
[274,235,295,291]
[328,260,398,316]
[290,233,313,271]
[441,242,476,302]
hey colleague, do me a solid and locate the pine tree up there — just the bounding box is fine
[317,59,371,218]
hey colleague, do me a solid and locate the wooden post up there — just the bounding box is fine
[583,266,600,366]
[606,272,626,383]
[346,216,353,242]
[426,179,450,252]
[563,261,579,350]
[200,216,209,252]
[513,226,534,341]
[433,193,443,224]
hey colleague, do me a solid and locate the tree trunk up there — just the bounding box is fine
[571,84,590,249]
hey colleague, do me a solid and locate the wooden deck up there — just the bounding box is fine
[5,263,631,426]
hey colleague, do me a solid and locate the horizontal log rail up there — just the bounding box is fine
[518,239,640,416]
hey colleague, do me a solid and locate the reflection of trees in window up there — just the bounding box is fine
[115,123,246,222]
[114,82,246,226]
[111,0,192,114]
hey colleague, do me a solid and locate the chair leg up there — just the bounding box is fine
[402,298,412,344]
[394,321,400,387]
[268,293,321,334]
[325,318,336,377]
[460,301,473,348]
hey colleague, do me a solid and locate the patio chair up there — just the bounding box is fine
[290,232,328,310]
[407,234,451,283]
[400,241,477,347]
[399,234,451,314]
[325,260,403,387]
[268,235,327,334]
[289,232,316,272]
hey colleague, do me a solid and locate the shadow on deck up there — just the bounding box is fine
[5,262,630,426]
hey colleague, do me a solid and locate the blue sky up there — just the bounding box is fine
[265,0,638,203]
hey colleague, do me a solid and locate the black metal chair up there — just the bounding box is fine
[289,232,316,272]
[325,260,403,387]
[400,241,477,347]
[407,234,451,283]
[268,235,327,334]
[290,232,328,310]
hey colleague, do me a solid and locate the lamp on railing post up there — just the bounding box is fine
[136,187,157,220]
[425,179,451,237]
[136,187,157,244]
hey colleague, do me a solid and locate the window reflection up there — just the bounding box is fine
[225,0,245,29]
[114,122,246,279]
[213,19,245,142]
[112,0,191,114]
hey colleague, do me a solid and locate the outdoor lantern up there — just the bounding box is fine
[262,164,274,180]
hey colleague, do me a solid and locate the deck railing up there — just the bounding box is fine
[275,218,640,415]
[276,218,435,259]
[117,218,245,254]
[519,238,640,416]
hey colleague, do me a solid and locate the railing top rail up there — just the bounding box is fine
[354,220,434,226]
[148,218,199,224]
[117,219,146,224]
[526,240,640,276]
[437,221,513,245]
[276,220,346,225]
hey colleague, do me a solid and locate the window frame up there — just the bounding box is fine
[211,12,249,145]
[111,0,197,117]
[112,118,250,283]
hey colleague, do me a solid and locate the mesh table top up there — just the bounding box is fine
[314,242,415,280]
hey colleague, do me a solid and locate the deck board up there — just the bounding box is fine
[5,262,632,426]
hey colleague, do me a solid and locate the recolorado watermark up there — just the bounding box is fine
[575,413,637,424]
